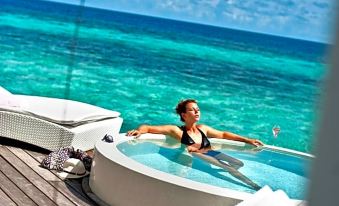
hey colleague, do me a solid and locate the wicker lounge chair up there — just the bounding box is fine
[0,88,123,151]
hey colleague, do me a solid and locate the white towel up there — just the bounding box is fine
[236,186,273,206]
[236,185,301,206]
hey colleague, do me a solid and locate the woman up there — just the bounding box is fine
[127,99,264,190]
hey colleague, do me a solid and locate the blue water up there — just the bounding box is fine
[0,0,329,153]
[117,139,311,199]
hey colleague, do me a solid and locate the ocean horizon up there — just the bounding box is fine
[0,0,330,153]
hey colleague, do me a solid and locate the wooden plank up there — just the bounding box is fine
[50,181,95,206]
[0,152,56,206]
[0,188,17,206]
[0,146,72,206]
[8,147,95,206]
[7,147,60,181]
[26,150,47,162]
[0,156,44,205]
[0,169,35,206]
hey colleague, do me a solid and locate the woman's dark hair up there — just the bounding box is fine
[175,99,197,122]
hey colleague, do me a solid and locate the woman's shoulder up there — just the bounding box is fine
[164,125,183,139]
[162,124,183,132]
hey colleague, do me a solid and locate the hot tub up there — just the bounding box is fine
[89,133,312,206]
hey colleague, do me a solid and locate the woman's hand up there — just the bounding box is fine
[247,138,264,147]
[126,129,142,138]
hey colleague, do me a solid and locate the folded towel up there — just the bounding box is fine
[236,185,302,206]
[236,186,273,206]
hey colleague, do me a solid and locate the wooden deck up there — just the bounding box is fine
[0,137,98,206]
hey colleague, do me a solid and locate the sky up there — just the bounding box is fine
[45,0,337,43]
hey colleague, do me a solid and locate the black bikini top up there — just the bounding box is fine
[179,126,211,149]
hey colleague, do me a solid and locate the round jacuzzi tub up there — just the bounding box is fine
[89,133,312,206]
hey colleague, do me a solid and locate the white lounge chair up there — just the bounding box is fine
[0,87,123,151]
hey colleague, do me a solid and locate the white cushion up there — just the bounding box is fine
[0,86,21,108]
[1,95,120,126]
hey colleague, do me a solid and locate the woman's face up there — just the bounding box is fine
[182,102,200,123]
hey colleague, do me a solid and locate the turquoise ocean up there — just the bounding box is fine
[0,0,329,153]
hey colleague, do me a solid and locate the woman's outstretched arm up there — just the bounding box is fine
[200,125,263,147]
[126,124,180,139]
